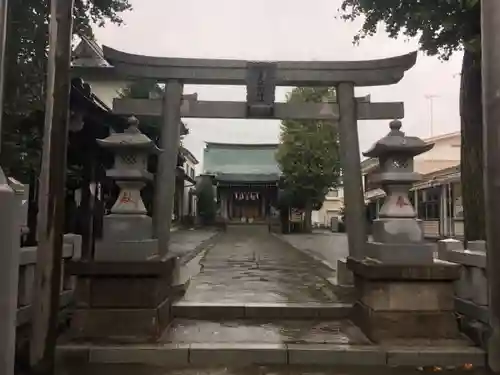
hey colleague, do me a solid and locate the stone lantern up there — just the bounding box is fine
[363,119,435,264]
[347,120,462,343]
[95,116,161,261]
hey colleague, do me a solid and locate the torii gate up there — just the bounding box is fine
[89,47,417,259]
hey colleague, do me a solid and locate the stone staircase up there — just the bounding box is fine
[55,229,487,373]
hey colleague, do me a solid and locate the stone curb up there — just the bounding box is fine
[57,343,486,367]
[171,301,352,320]
[175,230,223,265]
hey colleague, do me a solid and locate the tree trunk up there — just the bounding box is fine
[304,200,313,233]
[460,48,485,241]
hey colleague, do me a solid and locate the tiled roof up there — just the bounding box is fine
[72,35,111,68]
[203,143,280,180]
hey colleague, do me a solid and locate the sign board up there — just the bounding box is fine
[246,62,277,118]
[290,209,303,223]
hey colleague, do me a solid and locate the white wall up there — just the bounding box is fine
[182,159,198,216]
[416,133,461,162]
[88,81,129,108]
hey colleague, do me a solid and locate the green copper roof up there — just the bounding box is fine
[203,143,280,180]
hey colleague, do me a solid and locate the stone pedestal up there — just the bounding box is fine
[347,257,461,343]
[66,257,177,343]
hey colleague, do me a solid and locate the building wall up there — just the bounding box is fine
[86,81,129,108]
[182,159,198,217]
[313,187,344,227]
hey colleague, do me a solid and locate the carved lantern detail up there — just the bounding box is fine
[364,120,433,220]
[363,120,435,264]
[97,116,161,216]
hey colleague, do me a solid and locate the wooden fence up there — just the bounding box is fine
[15,234,81,362]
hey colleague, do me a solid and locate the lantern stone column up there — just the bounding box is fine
[67,118,180,343]
[347,120,462,343]
[94,116,161,261]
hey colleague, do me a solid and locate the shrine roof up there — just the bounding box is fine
[203,142,280,180]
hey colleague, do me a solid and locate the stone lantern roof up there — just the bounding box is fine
[363,120,433,158]
[96,116,161,154]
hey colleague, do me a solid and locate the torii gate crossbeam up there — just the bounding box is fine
[80,47,417,260]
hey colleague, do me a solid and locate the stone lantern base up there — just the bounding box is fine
[347,257,461,343]
[66,257,178,343]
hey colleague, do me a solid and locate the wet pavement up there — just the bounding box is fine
[169,229,219,259]
[162,319,370,345]
[278,231,348,271]
[179,225,339,304]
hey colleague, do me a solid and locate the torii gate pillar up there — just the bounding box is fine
[154,80,184,257]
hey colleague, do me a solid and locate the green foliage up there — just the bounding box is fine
[339,0,480,59]
[119,79,188,149]
[338,0,485,240]
[276,87,341,210]
[195,177,216,224]
[1,0,132,181]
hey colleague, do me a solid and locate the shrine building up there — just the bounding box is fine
[202,142,281,224]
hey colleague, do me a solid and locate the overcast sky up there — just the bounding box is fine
[94,0,463,165]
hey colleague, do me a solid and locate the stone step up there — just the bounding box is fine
[57,342,486,369]
[171,301,353,320]
[57,318,486,369]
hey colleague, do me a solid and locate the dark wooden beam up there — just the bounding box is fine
[30,0,74,373]
[113,98,404,121]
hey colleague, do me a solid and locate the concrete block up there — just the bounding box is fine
[70,298,171,343]
[93,239,158,262]
[63,234,83,260]
[455,266,474,301]
[188,343,287,365]
[366,242,434,265]
[471,267,488,306]
[467,240,486,252]
[287,344,385,365]
[386,347,486,367]
[102,214,153,241]
[447,249,486,269]
[437,239,463,261]
[360,281,454,311]
[89,344,189,366]
[455,297,489,324]
[351,302,460,342]
[337,258,354,285]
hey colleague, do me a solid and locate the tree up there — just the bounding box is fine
[195,177,216,225]
[338,0,483,241]
[276,87,341,233]
[1,0,132,181]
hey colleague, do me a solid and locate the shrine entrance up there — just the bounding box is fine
[231,191,262,223]
[76,47,417,259]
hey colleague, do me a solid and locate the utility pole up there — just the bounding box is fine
[481,0,500,372]
[424,94,439,137]
[0,1,21,375]
[30,0,75,373]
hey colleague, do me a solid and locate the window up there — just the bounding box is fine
[417,187,441,220]
[190,167,195,179]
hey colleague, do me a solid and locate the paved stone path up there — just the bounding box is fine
[169,229,218,258]
[278,231,349,270]
[180,225,339,304]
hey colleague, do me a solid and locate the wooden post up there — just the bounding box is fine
[30,0,74,373]
[154,80,183,257]
[0,2,21,374]
[481,1,500,371]
[337,82,367,259]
